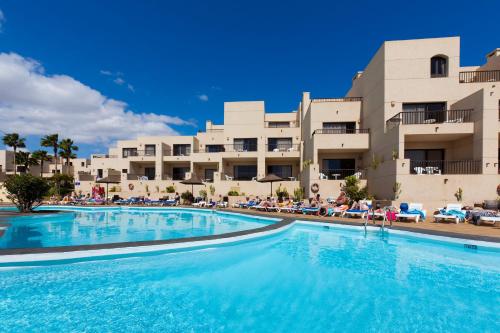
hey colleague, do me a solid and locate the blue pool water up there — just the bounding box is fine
[0,207,275,249]
[0,223,498,332]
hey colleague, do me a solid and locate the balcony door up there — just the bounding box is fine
[322,159,356,179]
[322,122,355,133]
[144,167,155,180]
[405,149,444,173]
[233,165,257,180]
[402,102,446,124]
[233,138,257,152]
[268,138,292,151]
[267,165,292,179]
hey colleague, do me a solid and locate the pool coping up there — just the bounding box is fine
[0,206,499,265]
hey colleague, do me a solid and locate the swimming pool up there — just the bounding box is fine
[0,222,498,332]
[0,207,277,249]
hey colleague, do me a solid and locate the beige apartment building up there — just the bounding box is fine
[1,37,499,209]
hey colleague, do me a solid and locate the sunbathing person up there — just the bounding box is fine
[335,191,349,206]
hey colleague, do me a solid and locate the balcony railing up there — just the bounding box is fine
[224,144,258,152]
[409,160,481,175]
[266,144,300,152]
[122,150,156,158]
[320,169,366,180]
[459,70,500,83]
[313,128,369,135]
[311,97,362,103]
[127,174,156,181]
[386,109,473,130]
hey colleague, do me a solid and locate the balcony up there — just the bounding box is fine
[386,109,473,130]
[320,169,366,180]
[313,128,369,135]
[122,150,156,158]
[409,160,481,175]
[266,144,300,152]
[264,121,299,128]
[224,144,258,152]
[126,174,156,181]
[459,70,500,83]
[311,97,362,103]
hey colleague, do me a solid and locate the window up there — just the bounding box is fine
[322,122,356,133]
[97,169,103,178]
[205,145,225,153]
[122,148,137,158]
[173,144,191,156]
[172,167,190,180]
[431,56,448,77]
[144,144,156,156]
[233,165,257,180]
[233,138,257,152]
[267,121,290,128]
[267,138,293,151]
[81,162,85,167]
[122,169,128,174]
[267,165,292,179]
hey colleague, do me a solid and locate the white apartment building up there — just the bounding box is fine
[1,37,499,208]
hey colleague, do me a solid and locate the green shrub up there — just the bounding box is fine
[4,174,50,212]
[209,184,216,196]
[227,190,239,196]
[199,189,207,200]
[342,176,368,203]
[181,190,194,204]
[48,174,74,196]
[293,187,304,202]
[275,185,289,202]
[166,185,176,193]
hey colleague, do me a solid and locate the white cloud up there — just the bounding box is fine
[197,94,209,102]
[0,53,193,144]
[0,9,5,32]
[127,83,135,92]
[113,77,125,85]
[99,69,112,76]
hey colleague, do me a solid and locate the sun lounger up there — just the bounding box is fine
[217,201,228,208]
[434,203,465,224]
[342,200,372,219]
[162,200,178,206]
[192,201,206,207]
[302,207,320,215]
[478,216,500,225]
[396,203,426,223]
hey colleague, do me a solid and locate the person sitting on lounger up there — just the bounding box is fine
[350,200,369,211]
[335,191,348,206]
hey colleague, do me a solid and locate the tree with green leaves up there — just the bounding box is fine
[342,175,369,204]
[4,174,50,212]
[2,133,26,175]
[15,151,38,173]
[40,134,59,174]
[31,150,52,177]
[59,138,78,174]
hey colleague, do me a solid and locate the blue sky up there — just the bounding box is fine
[0,0,499,157]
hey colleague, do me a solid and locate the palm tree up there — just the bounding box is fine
[59,138,78,175]
[2,133,26,175]
[15,151,38,173]
[40,134,59,174]
[31,150,52,177]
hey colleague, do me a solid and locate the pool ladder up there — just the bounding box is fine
[364,206,394,234]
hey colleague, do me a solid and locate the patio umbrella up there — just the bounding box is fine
[96,175,121,203]
[258,173,283,197]
[180,174,205,197]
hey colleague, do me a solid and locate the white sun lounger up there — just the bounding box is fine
[434,203,464,224]
[192,201,206,207]
[342,200,372,219]
[396,203,426,223]
[479,216,500,225]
